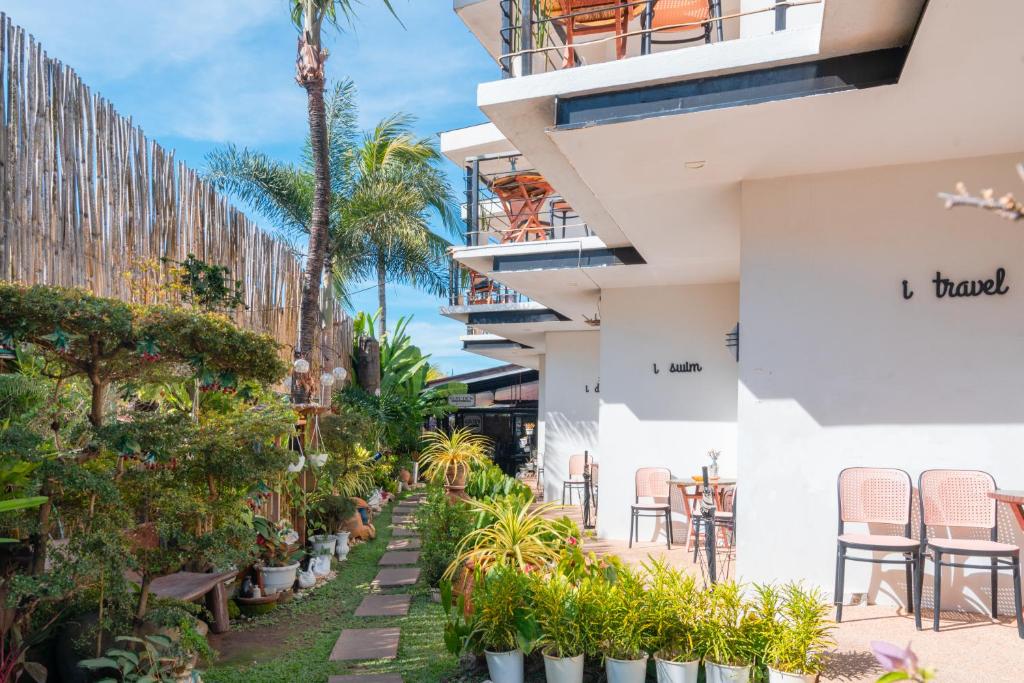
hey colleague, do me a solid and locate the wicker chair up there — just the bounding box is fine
[834,467,919,622]
[542,1,643,67]
[561,453,587,505]
[629,467,673,549]
[915,469,1022,637]
[640,0,714,54]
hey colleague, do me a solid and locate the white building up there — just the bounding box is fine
[440,0,1024,613]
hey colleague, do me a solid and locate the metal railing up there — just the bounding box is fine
[463,151,593,246]
[448,263,530,307]
[498,0,818,77]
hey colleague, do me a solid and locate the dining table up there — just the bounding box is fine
[988,489,1024,530]
[669,476,736,509]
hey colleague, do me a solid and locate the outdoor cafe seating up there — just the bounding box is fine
[629,467,674,549]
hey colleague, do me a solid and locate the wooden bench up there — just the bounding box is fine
[141,571,237,633]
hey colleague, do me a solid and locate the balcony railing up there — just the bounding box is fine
[498,0,815,77]
[448,263,530,307]
[464,151,593,246]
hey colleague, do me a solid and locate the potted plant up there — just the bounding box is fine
[597,565,653,683]
[704,581,755,683]
[471,565,538,683]
[253,516,303,595]
[419,428,490,497]
[531,571,599,683]
[763,584,835,683]
[647,561,704,683]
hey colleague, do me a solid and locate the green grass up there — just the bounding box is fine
[203,498,462,683]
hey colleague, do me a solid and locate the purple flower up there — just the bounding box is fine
[870,641,918,676]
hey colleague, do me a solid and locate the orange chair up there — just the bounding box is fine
[641,0,714,52]
[541,0,643,68]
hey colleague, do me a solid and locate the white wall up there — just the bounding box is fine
[597,284,740,540]
[542,331,601,504]
[738,152,1024,611]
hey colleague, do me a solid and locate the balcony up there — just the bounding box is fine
[462,151,593,246]
[482,0,823,77]
[448,263,530,307]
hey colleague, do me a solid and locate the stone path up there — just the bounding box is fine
[329,627,401,661]
[354,594,411,617]
[378,551,419,566]
[328,498,423,679]
[386,537,420,551]
[373,567,420,588]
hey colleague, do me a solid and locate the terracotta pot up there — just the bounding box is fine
[399,468,412,484]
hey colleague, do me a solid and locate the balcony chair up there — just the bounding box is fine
[834,467,918,622]
[561,453,587,505]
[915,469,1023,638]
[541,1,643,68]
[640,0,714,53]
[629,467,674,549]
[468,270,497,305]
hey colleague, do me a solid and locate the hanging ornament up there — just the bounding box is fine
[136,337,161,362]
[331,366,348,383]
[41,328,74,353]
[293,358,310,374]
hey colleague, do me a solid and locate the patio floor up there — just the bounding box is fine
[537,487,1022,682]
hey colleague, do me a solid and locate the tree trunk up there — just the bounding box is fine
[136,574,153,621]
[355,336,381,395]
[376,255,387,337]
[294,24,331,401]
[30,480,52,575]
[89,379,106,427]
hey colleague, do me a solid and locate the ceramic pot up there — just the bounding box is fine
[260,562,299,595]
[706,662,752,683]
[311,554,332,576]
[606,655,649,683]
[335,531,351,561]
[767,669,816,683]
[655,657,700,683]
[543,652,584,683]
[484,649,524,683]
[310,535,336,558]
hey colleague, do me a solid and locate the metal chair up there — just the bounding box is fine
[915,469,1023,638]
[834,467,919,622]
[640,0,714,54]
[629,467,673,549]
[561,454,587,505]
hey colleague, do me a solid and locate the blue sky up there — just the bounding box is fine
[4,0,502,376]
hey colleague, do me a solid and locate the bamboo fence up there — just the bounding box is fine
[0,13,351,375]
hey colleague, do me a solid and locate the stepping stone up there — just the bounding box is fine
[329,628,401,661]
[329,676,404,683]
[379,551,419,566]
[392,527,417,537]
[394,505,417,513]
[373,567,420,588]
[355,593,412,617]
[387,537,421,550]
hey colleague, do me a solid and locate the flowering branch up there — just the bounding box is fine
[938,163,1024,221]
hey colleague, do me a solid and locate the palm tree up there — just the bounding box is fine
[205,82,458,336]
[289,0,398,392]
[340,115,459,335]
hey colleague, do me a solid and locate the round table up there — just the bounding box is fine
[669,477,736,509]
[988,490,1024,531]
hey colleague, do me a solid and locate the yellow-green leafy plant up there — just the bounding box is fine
[419,428,491,487]
[645,560,705,663]
[471,565,539,654]
[764,583,835,676]
[530,569,602,659]
[703,580,756,668]
[594,564,656,661]
[444,496,564,580]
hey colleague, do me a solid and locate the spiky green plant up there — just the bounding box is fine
[419,428,491,486]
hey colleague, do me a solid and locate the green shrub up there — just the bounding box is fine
[465,463,531,501]
[761,583,835,675]
[645,560,704,662]
[416,488,475,587]
[703,581,756,667]
[530,569,601,659]
[594,564,655,661]
[471,566,538,653]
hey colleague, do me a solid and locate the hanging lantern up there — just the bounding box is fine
[332,366,348,383]
[293,358,310,374]
[320,372,335,387]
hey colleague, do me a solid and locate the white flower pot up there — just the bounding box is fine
[297,569,316,589]
[484,649,524,683]
[311,554,332,576]
[543,652,584,683]
[606,655,649,683]
[335,531,351,561]
[260,562,299,595]
[768,669,816,683]
[655,657,700,683]
[310,535,336,557]
[706,662,752,683]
